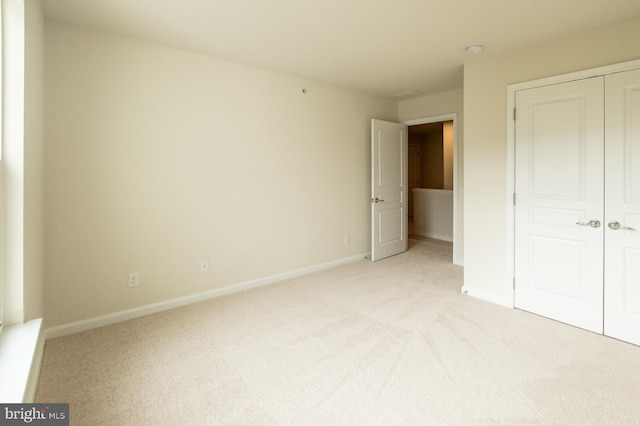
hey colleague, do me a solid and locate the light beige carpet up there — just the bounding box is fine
[36,239,640,425]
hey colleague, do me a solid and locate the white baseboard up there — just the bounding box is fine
[461,285,514,308]
[412,230,453,242]
[45,253,368,340]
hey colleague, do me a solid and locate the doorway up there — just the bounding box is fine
[404,114,460,265]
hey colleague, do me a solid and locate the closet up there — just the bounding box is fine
[513,67,640,346]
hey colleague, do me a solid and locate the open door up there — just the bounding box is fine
[371,119,408,261]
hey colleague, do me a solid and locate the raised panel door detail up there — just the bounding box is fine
[625,85,640,203]
[378,129,403,188]
[378,208,403,244]
[529,236,584,299]
[623,248,640,317]
[529,98,585,200]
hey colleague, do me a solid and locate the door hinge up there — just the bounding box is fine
[513,193,516,205]
[513,277,516,289]
[513,108,516,121]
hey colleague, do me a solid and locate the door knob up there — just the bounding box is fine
[607,221,636,231]
[576,220,601,228]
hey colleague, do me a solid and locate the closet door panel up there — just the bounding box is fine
[604,68,640,346]
[514,77,604,333]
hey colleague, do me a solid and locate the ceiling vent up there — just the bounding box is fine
[393,90,423,99]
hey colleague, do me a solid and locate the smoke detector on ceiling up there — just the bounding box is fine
[465,44,484,54]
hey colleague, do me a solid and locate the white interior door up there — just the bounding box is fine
[604,69,640,346]
[514,78,605,333]
[371,119,408,261]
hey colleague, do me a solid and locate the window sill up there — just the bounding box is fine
[0,318,43,402]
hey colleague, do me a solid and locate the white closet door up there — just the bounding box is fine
[604,69,640,346]
[371,119,408,261]
[514,77,605,333]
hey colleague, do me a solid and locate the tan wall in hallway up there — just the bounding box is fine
[443,121,454,190]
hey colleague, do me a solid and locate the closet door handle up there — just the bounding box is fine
[576,220,601,228]
[608,221,636,231]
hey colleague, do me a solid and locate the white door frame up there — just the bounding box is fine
[403,113,461,266]
[505,58,640,309]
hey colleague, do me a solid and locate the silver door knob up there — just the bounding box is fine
[576,220,601,228]
[608,221,636,231]
[371,197,385,203]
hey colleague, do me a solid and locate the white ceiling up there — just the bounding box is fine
[41,0,640,98]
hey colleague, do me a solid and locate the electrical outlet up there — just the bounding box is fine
[128,272,139,288]
[200,260,209,272]
[344,235,351,245]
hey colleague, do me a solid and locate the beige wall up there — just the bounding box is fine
[408,131,444,190]
[43,21,396,327]
[443,121,453,190]
[463,14,640,304]
[398,89,464,264]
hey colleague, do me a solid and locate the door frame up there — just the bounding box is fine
[404,113,461,266]
[505,58,640,309]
